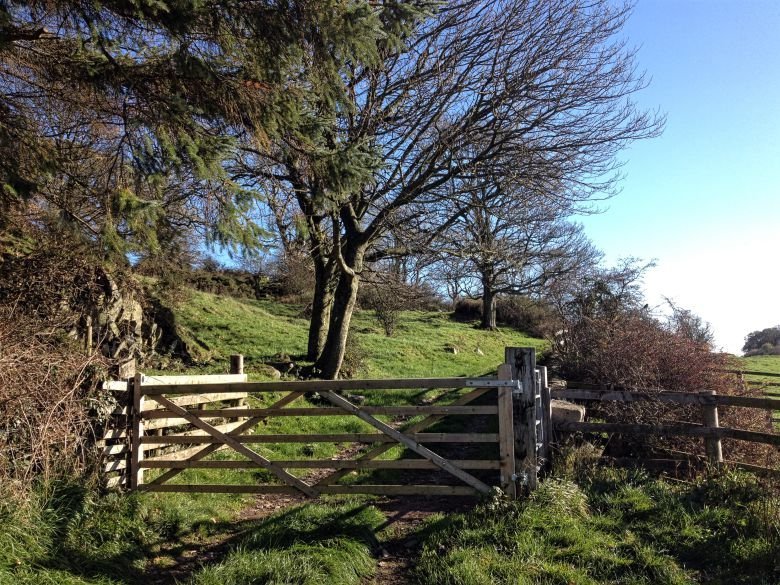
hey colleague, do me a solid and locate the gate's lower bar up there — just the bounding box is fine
[139,432,499,444]
[138,484,480,496]
[140,459,501,470]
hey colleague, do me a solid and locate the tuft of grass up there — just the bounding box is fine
[187,540,373,585]
[413,468,780,585]
[0,482,154,584]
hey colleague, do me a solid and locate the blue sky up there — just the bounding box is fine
[579,0,780,354]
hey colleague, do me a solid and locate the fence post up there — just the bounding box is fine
[497,364,517,498]
[700,390,723,467]
[538,366,552,470]
[129,373,144,490]
[230,354,244,375]
[230,354,246,408]
[505,347,538,491]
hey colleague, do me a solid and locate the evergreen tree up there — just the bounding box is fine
[0,0,397,259]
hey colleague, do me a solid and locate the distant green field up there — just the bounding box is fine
[739,354,780,374]
[732,354,780,397]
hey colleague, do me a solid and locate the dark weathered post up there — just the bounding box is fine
[505,347,538,491]
[700,390,723,467]
[497,363,517,498]
[230,354,244,375]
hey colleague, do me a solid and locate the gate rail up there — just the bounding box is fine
[128,364,545,497]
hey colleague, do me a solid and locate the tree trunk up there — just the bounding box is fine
[307,256,337,360]
[481,282,497,330]
[303,213,338,361]
[314,245,365,379]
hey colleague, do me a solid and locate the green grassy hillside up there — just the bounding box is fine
[741,355,780,374]
[171,290,547,378]
[734,355,780,397]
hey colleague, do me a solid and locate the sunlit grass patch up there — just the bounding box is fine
[413,468,779,585]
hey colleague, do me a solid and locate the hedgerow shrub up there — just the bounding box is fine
[272,251,315,303]
[0,236,115,491]
[550,264,776,465]
[495,296,558,337]
[452,298,482,322]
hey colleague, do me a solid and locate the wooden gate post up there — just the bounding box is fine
[230,354,244,375]
[505,347,538,491]
[497,364,517,498]
[700,390,723,467]
[230,355,246,408]
[538,366,552,469]
[130,373,144,490]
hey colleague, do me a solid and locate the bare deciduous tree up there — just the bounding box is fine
[433,180,601,330]
[241,0,665,377]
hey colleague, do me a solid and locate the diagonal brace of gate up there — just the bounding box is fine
[321,391,492,495]
[315,386,493,486]
[146,395,317,497]
[147,391,305,486]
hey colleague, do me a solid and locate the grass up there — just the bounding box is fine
[738,354,780,375]
[170,290,546,378]
[413,467,780,585]
[736,355,780,399]
[7,468,778,585]
[186,498,381,585]
[732,355,780,428]
[0,483,153,585]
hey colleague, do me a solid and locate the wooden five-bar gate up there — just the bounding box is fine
[110,347,547,498]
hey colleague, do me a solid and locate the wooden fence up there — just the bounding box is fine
[101,347,549,498]
[101,350,780,495]
[100,370,248,488]
[726,368,780,424]
[552,387,780,469]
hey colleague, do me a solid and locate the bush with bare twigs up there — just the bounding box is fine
[272,251,316,303]
[551,266,776,468]
[360,274,442,336]
[0,234,116,496]
[0,308,110,492]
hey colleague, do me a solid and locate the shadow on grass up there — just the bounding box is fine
[170,499,385,585]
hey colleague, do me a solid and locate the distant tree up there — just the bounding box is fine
[432,178,601,330]
[547,258,653,326]
[742,326,780,355]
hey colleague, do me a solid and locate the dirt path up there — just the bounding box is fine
[367,496,475,585]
